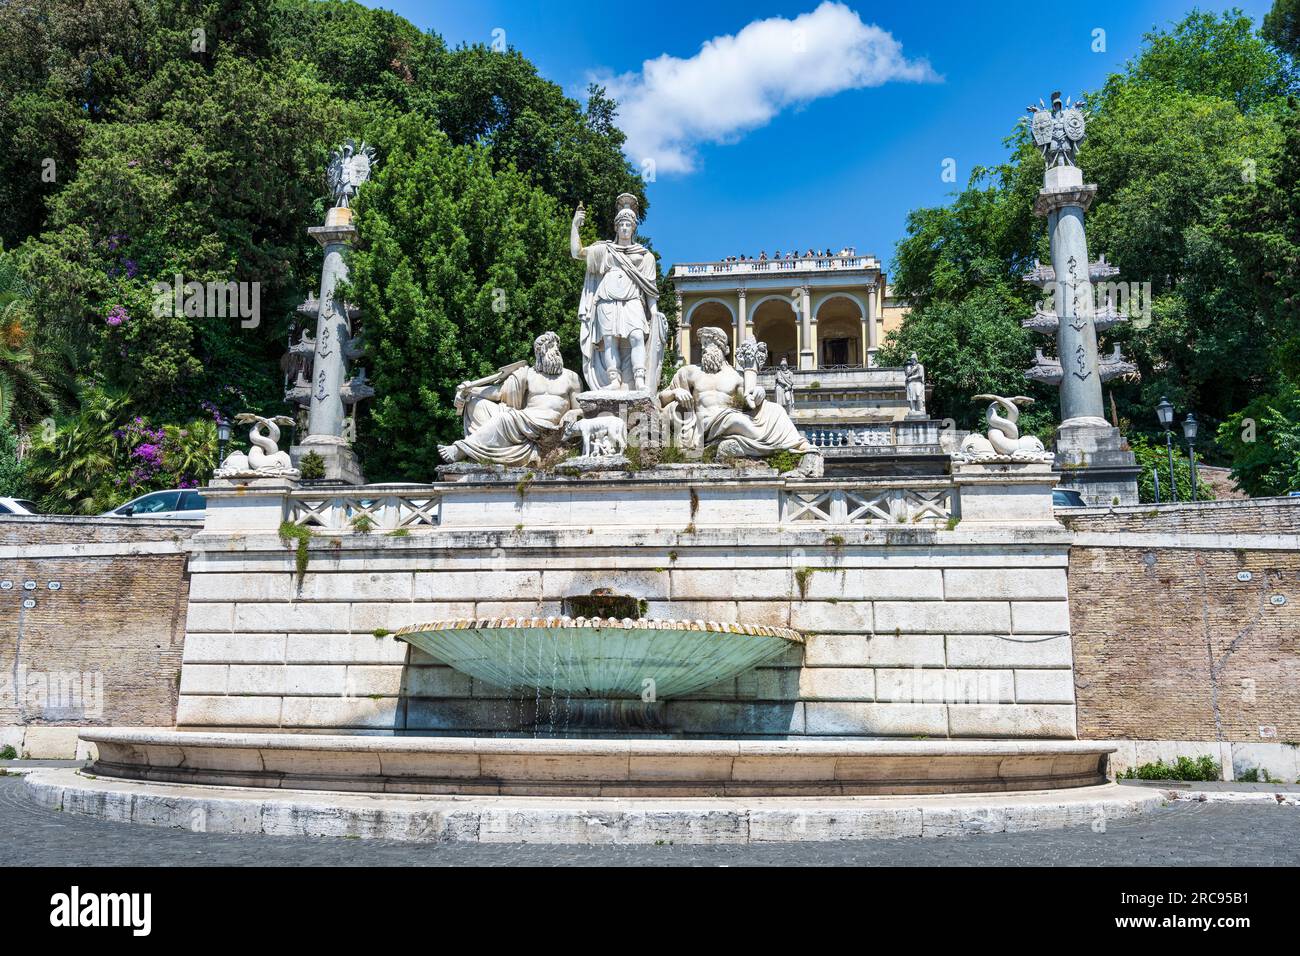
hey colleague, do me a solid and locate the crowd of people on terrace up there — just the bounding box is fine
[718,246,857,263]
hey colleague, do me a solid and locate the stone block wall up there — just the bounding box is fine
[0,517,197,756]
[1062,499,1299,751]
[178,524,1077,739]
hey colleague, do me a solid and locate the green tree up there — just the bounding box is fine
[887,11,1299,469]
[1216,387,1300,495]
[0,420,32,499]
[346,115,582,479]
[0,246,73,429]
[1263,0,1300,59]
[1130,433,1217,503]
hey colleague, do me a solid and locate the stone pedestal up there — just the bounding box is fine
[952,460,1060,525]
[1053,421,1140,506]
[201,476,298,532]
[291,437,366,485]
[577,389,662,450]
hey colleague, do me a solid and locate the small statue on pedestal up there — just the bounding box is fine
[905,352,927,417]
[955,395,1054,462]
[215,414,300,478]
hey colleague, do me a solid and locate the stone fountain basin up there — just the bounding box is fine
[394,617,803,700]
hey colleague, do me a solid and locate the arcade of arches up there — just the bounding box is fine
[681,293,878,369]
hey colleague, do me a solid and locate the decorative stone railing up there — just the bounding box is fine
[285,485,442,531]
[802,421,941,450]
[780,482,955,525]
[201,462,1061,535]
[674,255,880,277]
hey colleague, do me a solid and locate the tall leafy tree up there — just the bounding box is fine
[346,115,582,480]
[885,10,1299,461]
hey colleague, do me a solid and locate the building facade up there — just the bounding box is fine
[670,254,906,371]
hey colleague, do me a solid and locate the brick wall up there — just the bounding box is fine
[0,518,197,737]
[1060,496,1300,535]
[1066,500,1300,742]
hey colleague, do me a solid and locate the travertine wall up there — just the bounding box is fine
[178,525,1077,739]
[1061,499,1300,743]
[0,517,196,756]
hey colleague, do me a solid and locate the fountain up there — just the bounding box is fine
[23,168,1151,844]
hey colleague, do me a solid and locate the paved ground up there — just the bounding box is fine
[3,775,1298,865]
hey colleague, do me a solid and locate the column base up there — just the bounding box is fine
[799,350,815,371]
[1053,422,1140,506]
[291,438,367,485]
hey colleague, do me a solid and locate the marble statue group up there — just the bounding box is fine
[438,196,817,471]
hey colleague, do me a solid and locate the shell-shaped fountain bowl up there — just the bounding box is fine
[394,617,803,700]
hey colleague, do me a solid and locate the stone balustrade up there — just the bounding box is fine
[286,484,442,532]
[674,255,880,276]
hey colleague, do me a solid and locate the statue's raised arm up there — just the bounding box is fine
[570,203,586,260]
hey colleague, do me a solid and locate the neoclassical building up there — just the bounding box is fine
[670,253,937,465]
[669,253,908,370]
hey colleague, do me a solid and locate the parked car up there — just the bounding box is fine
[1052,489,1087,507]
[102,489,207,519]
[0,496,39,515]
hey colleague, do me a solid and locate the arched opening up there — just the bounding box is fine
[815,295,865,368]
[752,298,798,367]
[687,301,734,364]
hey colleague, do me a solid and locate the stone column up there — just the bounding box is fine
[292,206,366,484]
[865,281,879,368]
[305,221,354,439]
[1038,166,1106,425]
[737,287,748,344]
[679,311,692,364]
[798,285,814,370]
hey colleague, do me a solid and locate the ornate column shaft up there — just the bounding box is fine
[305,222,356,439]
[1039,168,1105,424]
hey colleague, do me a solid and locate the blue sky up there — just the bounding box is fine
[363,1,1277,274]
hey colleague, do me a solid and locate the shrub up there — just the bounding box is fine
[1119,755,1221,781]
[299,451,326,480]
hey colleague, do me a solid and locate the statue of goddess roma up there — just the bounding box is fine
[571,193,667,394]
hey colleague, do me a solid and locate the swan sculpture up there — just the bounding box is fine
[215,414,300,477]
[957,395,1053,461]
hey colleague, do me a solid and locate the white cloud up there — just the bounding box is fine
[595,2,939,174]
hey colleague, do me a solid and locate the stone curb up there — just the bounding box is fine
[1161,789,1300,807]
[23,769,1162,845]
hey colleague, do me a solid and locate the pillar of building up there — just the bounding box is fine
[678,308,691,363]
[737,287,748,347]
[798,285,815,370]
[865,281,879,368]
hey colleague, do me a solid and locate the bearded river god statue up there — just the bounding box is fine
[571,193,668,394]
[661,327,817,466]
[438,331,582,467]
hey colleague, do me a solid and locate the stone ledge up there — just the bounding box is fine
[23,768,1160,844]
[78,729,1112,797]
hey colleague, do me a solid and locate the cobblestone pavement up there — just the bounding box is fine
[2,776,1297,866]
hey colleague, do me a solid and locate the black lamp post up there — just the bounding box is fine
[1182,412,1199,502]
[1156,396,1176,501]
[216,420,232,466]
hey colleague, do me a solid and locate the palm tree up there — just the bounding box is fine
[0,246,73,430]
[29,388,130,515]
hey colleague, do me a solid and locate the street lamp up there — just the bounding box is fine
[1156,396,1176,502]
[1182,412,1199,502]
[216,420,232,466]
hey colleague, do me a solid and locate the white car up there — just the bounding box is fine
[0,496,39,515]
[102,489,207,519]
